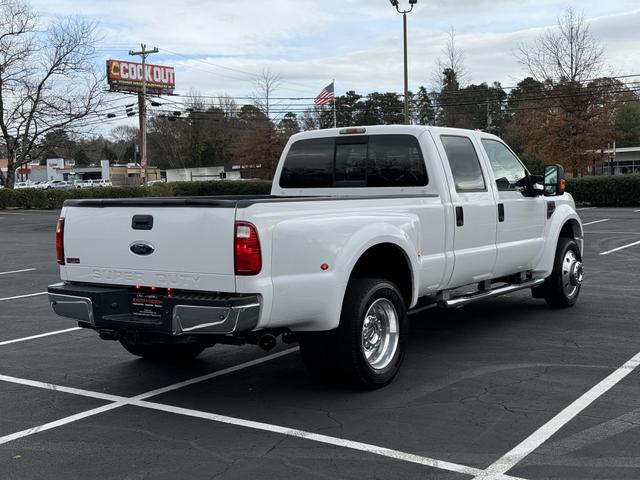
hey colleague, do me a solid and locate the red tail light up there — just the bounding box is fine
[56,218,65,265]
[235,221,261,275]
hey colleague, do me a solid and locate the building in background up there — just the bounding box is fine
[597,146,640,175]
[109,164,160,186]
[165,166,241,183]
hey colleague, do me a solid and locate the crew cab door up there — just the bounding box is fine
[436,134,497,288]
[478,137,546,276]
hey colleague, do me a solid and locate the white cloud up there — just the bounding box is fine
[28,0,640,118]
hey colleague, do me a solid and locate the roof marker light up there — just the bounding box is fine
[339,128,366,135]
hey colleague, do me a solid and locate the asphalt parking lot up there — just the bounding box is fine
[1,207,639,480]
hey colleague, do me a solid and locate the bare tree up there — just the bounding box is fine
[252,68,281,119]
[434,27,467,88]
[517,8,604,84]
[512,8,614,174]
[0,0,103,188]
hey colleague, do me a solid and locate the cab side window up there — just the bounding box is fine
[481,139,528,191]
[441,135,486,192]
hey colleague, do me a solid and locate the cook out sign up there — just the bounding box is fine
[107,59,175,93]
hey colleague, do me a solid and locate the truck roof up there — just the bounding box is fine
[288,124,502,142]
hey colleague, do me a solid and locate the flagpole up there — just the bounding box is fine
[332,79,337,128]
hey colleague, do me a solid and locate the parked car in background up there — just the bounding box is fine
[43,180,71,190]
[76,179,113,188]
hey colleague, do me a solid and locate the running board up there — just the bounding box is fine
[438,278,545,309]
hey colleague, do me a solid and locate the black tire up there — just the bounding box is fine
[539,237,583,308]
[299,278,408,389]
[119,339,205,361]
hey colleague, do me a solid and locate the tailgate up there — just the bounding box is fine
[61,206,236,292]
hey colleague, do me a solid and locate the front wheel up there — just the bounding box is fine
[535,237,584,308]
[300,278,408,389]
[119,338,205,361]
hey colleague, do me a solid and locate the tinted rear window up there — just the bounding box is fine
[368,135,427,187]
[279,138,333,188]
[279,135,428,189]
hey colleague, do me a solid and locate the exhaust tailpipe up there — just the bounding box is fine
[258,333,277,351]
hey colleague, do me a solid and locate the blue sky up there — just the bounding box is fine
[30,0,640,129]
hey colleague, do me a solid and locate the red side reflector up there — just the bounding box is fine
[56,218,65,265]
[235,221,261,275]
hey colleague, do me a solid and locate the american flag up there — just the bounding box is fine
[314,82,335,106]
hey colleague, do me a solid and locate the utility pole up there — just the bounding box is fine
[129,44,158,185]
[390,0,417,125]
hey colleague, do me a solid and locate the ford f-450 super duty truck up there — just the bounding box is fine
[48,125,584,389]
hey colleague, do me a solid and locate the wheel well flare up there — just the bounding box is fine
[350,243,412,306]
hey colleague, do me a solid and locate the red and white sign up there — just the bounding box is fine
[107,59,175,95]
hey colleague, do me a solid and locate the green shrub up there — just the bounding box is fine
[566,175,640,207]
[0,180,274,210]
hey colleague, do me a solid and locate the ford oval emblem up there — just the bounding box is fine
[130,242,155,256]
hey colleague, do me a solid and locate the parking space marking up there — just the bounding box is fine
[0,403,125,446]
[0,291,47,301]
[0,268,37,276]
[0,349,300,445]
[600,240,640,256]
[577,207,596,211]
[132,399,493,478]
[582,219,609,226]
[542,407,640,456]
[134,347,300,400]
[0,327,82,346]
[472,350,640,479]
[0,349,527,479]
[0,374,124,402]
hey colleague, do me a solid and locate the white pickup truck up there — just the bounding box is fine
[48,125,584,389]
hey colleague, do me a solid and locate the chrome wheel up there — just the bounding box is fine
[562,250,583,298]
[361,298,399,370]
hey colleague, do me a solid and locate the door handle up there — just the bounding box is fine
[498,203,505,222]
[132,215,153,230]
[455,206,464,227]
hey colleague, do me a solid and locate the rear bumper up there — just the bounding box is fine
[48,282,261,335]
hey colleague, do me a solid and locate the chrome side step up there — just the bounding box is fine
[438,278,545,309]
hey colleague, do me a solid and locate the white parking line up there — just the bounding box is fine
[0,327,82,346]
[472,350,640,479]
[0,349,524,479]
[577,207,596,211]
[134,348,300,400]
[0,348,300,446]
[634,209,640,213]
[0,291,47,301]
[0,374,124,402]
[600,240,640,256]
[582,219,609,226]
[132,399,488,477]
[0,403,126,446]
[0,268,37,276]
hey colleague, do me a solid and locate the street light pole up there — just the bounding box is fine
[390,0,417,125]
